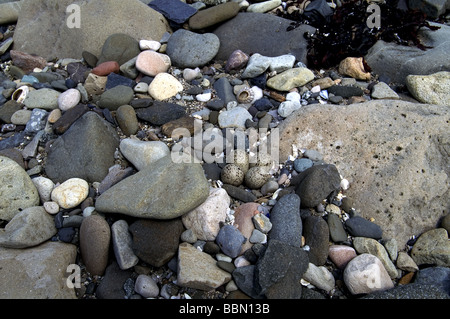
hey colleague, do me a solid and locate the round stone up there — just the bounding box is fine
[148,73,183,101]
[116,105,139,137]
[135,274,160,298]
[32,176,55,202]
[221,164,244,186]
[51,178,89,209]
[92,61,120,76]
[57,88,81,112]
[43,201,60,215]
[245,166,271,189]
[136,50,171,77]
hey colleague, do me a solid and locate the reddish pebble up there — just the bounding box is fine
[92,61,120,76]
[329,244,357,269]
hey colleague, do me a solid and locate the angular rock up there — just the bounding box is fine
[293,164,341,208]
[148,0,197,25]
[0,242,77,299]
[166,29,220,68]
[234,202,260,254]
[0,206,57,249]
[95,261,133,299]
[52,103,89,135]
[0,156,40,221]
[302,262,335,293]
[13,0,171,61]
[95,157,209,219]
[182,187,230,241]
[268,193,302,247]
[411,228,450,267]
[218,107,252,130]
[353,237,399,279]
[213,12,315,65]
[79,215,111,276]
[45,112,120,183]
[278,100,449,248]
[177,242,232,291]
[216,225,247,258]
[10,50,47,74]
[255,239,309,298]
[129,218,184,268]
[232,265,262,299]
[111,220,138,270]
[343,253,394,295]
[371,81,399,100]
[406,71,450,105]
[0,100,22,123]
[267,67,315,91]
[119,138,170,171]
[396,251,419,272]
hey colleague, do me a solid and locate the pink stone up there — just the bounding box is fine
[92,61,120,76]
[135,50,171,77]
[329,244,357,269]
[225,49,249,73]
[233,202,259,255]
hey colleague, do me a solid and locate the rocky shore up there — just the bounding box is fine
[0,0,449,301]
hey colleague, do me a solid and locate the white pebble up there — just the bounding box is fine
[51,178,89,209]
[83,206,96,217]
[196,92,212,102]
[234,256,251,268]
[43,201,60,215]
[139,39,161,51]
[311,85,321,93]
[340,178,350,190]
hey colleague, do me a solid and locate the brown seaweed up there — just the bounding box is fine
[278,0,442,69]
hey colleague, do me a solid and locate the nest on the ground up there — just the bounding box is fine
[276,0,443,69]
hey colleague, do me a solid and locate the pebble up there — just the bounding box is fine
[148,72,183,101]
[247,0,282,13]
[411,228,450,267]
[25,108,48,134]
[92,61,120,76]
[302,263,335,293]
[343,253,394,295]
[24,88,60,110]
[180,229,197,244]
[252,213,272,233]
[0,206,56,248]
[327,213,348,243]
[406,71,450,105]
[166,29,220,68]
[189,2,241,30]
[329,245,357,269]
[32,176,55,202]
[234,255,251,268]
[249,229,267,244]
[269,193,302,246]
[396,251,419,272]
[116,105,139,136]
[181,187,230,241]
[111,220,139,270]
[139,40,161,51]
[47,108,62,124]
[221,163,245,186]
[225,49,249,73]
[79,215,111,276]
[267,67,315,91]
[303,215,330,266]
[183,67,202,81]
[97,85,134,111]
[51,178,89,209]
[119,138,170,171]
[234,202,259,254]
[352,237,399,279]
[260,180,278,195]
[293,157,313,173]
[43,201,60,215]
[135,50,171,77]
[57,88,81,112]
[133,82,149,93]
[0,100,22,123]
[216,225,246,258]
[345,216,383,239]
[222,184,257,203]
[218,106,252,130]
[371,81,400,100]
[134,274,159,298]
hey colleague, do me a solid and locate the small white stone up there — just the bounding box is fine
[340,178,350,190]
[234,256,251,268]
[83,206,96,217]
[216,253,233,263]
[134,82,149,93]
[32,176,55,202]
[311,85,321,93]
[51,178,89,209]
[57,88,81,112]
[139,39,161,51]
[43,201,60,215]
[183,67,201,81]
[196,92,212,102]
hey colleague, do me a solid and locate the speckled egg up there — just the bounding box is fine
[232,149,249,173]
[245,166,271,189]
[221,164,245,186]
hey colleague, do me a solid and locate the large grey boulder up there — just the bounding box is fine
[365,22,450,85]
[213,12,315,66]
[278,100,449,249]
[12,0,171,60]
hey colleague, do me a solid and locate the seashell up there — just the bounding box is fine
[12,85,30,103]
[236,87,254,104]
